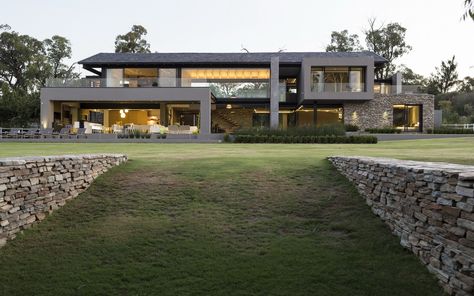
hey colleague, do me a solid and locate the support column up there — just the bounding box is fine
[392,72,402,94]
[270,56,280,129]
[40,95,54,128]
[313,101,318,126]
[199,96,211,135]
[160,103,167,126]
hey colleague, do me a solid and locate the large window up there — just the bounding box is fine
[393,104,422,132]
[158,68,177,87]
[106,69,123,87]
[181,68,270,98]
[311,67,365,93]
[124,68,158,87]
[105,68,176,87]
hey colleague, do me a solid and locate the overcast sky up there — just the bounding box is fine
[1,0,473,78]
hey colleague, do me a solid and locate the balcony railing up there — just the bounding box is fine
[311,83,365,93]
[374,84,427,95]
[45,78,270,99]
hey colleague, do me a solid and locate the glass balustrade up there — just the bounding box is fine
[45,78,271,98]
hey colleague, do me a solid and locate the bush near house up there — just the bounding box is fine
[344,124,360,132]
[234,135,377,144]
[365,128,402,134]
[235,124,346,137]
[426,128,474,134]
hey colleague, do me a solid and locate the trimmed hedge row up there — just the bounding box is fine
[365,128,401,134]
[234,135,377,144]
[426,128,474,134]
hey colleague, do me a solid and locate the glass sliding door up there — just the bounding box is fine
[393,104,422,132]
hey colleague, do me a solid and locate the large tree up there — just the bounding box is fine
[428,56,459,94]
[0,25,77,127]
[463,0,474,21]
[325,30,362,52]
[43,35,78,80]
[458,76,474,93]
[397,65,426,85]
[115,25,151,53]
[364,19,412,79]
[0,25,46,92]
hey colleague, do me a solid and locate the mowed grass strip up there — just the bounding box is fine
[1,139,471,295]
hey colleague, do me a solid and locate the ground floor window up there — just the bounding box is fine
[211,104,343,133]
[294,107,343,127]
[252,112,270,128]
[52,101,201,134]
[393,104,422,132]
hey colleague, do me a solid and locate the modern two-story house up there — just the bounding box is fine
[40,51,434,137]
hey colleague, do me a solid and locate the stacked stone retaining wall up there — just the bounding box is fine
[0,154,127,247]
[328,156,474,296]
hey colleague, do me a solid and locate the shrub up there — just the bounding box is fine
[235,124,346,137]
[427,128,474,134]
[223,133,231,143]
[365,128,401,134]
[344,124,359,132]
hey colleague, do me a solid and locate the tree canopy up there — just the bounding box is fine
[427,56,459,95]
[325,30,362,52]
[115,25,151,53]
[0,25,77,127]
[463,0,474,21]
[364,19,412,79]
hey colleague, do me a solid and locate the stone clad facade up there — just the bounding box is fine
[0,154,127,247]
[328,156,474,296]
[344,94,434,131]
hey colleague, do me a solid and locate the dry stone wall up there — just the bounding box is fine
[0,154,127,247]
[328,156,474,296]
[344,94,434,131]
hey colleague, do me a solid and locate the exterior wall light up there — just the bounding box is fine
[382,111,389,120]
[226,104,232,109]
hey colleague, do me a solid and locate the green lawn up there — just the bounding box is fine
[0,138,472,295]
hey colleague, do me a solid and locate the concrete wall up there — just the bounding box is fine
[0,154,127,247]
[329,156,474,296]
[344,94,434,131]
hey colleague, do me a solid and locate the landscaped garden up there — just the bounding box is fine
[0,138,473,295]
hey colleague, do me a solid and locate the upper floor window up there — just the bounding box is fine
[181,68,270,99]
[124,68,158,87]
[311,67,365,93]
[106,69,123,87]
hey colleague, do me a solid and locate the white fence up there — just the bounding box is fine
[442,123,474,131]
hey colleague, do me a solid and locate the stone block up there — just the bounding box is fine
[456,186,474,198]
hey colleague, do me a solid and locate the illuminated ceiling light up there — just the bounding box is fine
[226,104,232,109]
[124,109,129,113]
[120,113,126,118]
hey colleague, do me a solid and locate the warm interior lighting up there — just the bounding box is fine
[226,104,232,109]
[182,68,270,80]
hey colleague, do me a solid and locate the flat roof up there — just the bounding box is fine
[79,51,388,66]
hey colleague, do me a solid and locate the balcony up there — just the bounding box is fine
[311,83,366,93]
[373,84,427,95]
[45,78,270,99]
